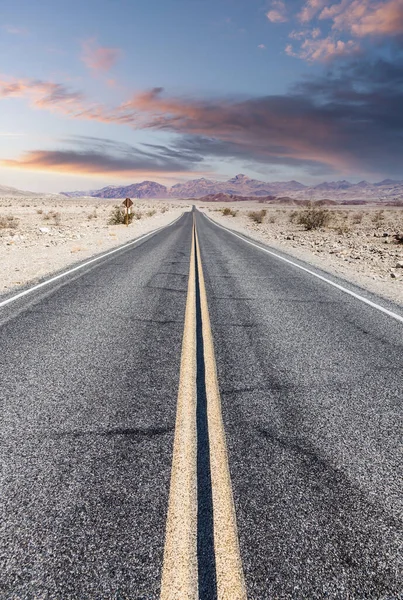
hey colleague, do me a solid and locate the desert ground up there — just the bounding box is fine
[200,202,403,307]
[1,196,402,307]
[0,196,189,294]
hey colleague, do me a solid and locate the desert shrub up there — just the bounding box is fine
[88,209,97,220]
[147,209,156,217]
[43,210,61,225]
[108,205,134,225]
[133,211,142,220]
[0,215,19,229]
[222,207,237,217]
[160,206,168,213]
[394,233,403,244]
[288,210,299,223]
[372,210,384,225]
[352,212,363,224]
[297,207,331,230]
[268,214,276,223]
[335,223,351,235]
[53,212,61,226]
[248,209,267,224]
[36,209,43,215]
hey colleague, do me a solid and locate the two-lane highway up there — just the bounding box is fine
[1,208,402,599]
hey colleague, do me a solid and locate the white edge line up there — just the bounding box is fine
[0,214,183,309]
[200,210,403,325]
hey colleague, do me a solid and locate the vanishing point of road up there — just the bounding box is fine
[1,209,402,599]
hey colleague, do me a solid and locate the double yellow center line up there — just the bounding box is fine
[160,217,247,599]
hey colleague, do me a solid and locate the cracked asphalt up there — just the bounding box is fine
[1,213,193,600]
[196,212,402,599]
[0,209,402,599]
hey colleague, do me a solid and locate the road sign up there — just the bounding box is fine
[122,198,133,226]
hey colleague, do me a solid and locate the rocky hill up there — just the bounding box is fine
[63,181,168,199]
[60,174,403,202]
[0,184,39,197]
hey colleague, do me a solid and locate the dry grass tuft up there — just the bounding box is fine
[297,207,331,230]
[0,215,19,229]
[108,205,134,225]
[248,209,267,224]
[222,207,238,217]
[43,210,61,225]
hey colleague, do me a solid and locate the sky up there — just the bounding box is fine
[1,0,403,192]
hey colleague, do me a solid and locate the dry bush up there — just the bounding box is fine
[160,206,168,213]
[297,207,331,230]
[288,210,299,223]
[36,209,43,215]
[53,212,61,226]
[88,209,97,220]
[147,209,156,217]
[0,215,19,229]
[372,210,385,225]
[248,209,267,224]
[43,210,61,225]
[222,207,237,217]
[352,212,364,224]
[335,223,351,235]
[108,205,134,225]
[268,214,276,223]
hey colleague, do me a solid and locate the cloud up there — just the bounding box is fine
[0,136,205,177]
[81,39,121,73]
[298,0,329,23]
[287,34,359,60]
[277,0,403,62]
[2,25,28,35]
[2,54,403,178]
[323,0,403,37]
[258,44,267,49]
[267,0,288,22]
[0,77,86,114]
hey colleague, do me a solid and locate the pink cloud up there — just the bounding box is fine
[326,0,403,36]
[284,0,403,62]
[267,1,288,22]
[81,39,121,73]
[298,0,328,23]
[297,36,358,60]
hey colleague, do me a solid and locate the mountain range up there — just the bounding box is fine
[1,174,403,201]
[61,174,403,201]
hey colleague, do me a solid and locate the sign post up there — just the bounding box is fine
[122,198,133,227]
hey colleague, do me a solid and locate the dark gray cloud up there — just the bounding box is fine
[129,56,403,177]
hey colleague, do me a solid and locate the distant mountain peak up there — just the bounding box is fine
[59,175,403,201]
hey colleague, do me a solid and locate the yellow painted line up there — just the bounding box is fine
[160,222,198,599]
[195,227,247,600]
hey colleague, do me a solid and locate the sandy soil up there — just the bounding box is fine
[0,196,189,294]
[201,203,403,307]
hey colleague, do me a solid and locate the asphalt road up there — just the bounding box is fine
[1,208,402,599]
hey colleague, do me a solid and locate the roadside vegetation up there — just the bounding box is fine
[248,209,267,224]
[296,206,331,230]
[221,207,238,217]
[43,210,61,226]
[0,215,19,229]
[108,205,134,225]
